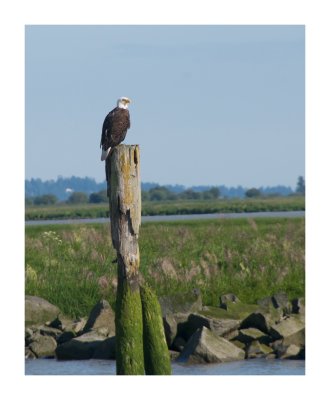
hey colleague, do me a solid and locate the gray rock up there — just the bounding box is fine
[219,293,240,310]
[183,313,241,340]
[272,340,305,360]
[25,347,37,359]
[25,327,43,347]
[240,308,282,334]
[272,293,292,315]
[178,326,245,364]
[169,350,180,361]
[223,329,240,341]
[269,315,305,342]
[257,296,274,309]
[72,317,87,334]
[282,327,305,348]
[257,293,292,316]
[55,331,105,360]
[292,298,305,315]
[163,312,188,348]
[57,331,76,345]
[92,336,116,359]
[172,336,186,352]
[25,296,60,327]
[48,314,75,331]
[230,340,246,350]
[246,340,273,359]
[29,333,57,358]
[234,328,272,345]
[279,344,302,360]
[39,326,62,340]
[159,288,202,317]
[83,300,115,336]
[206,303,260,320]
[25,327,35,346]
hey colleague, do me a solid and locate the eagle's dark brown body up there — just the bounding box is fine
[100,107,131,153]
[101,105,131,193]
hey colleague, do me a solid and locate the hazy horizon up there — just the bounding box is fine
[25,173,300,191]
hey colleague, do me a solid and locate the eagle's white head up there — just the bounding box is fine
[117,97,131,109]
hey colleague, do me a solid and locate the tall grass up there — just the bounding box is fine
[25,218,305,318]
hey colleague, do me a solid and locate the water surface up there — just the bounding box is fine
[26,211,305,226]
[25,358,305,375]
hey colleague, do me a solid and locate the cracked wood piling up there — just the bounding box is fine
[108,144,171,375]
[108,144,144,375]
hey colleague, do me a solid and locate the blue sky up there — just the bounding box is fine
[25,25,304,188]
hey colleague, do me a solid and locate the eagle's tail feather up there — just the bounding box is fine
[101,148,111,161]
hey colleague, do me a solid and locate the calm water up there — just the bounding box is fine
[26,211,305,226]
[25,358,305,375]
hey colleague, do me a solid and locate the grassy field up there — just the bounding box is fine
[25,217,305,318]
[25,196,305,220]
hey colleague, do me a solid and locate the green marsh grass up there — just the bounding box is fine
[25,218,305,318]
[25,196,305,221]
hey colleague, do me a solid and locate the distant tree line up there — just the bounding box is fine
[25,175,301,202]
[26,176,305,206]
[141,186,221,201]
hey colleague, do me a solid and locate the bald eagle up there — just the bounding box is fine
[100,97,131,161]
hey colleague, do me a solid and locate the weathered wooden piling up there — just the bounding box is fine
[108,144,171,375]
[140,284,172,375]
[109,145,144,375]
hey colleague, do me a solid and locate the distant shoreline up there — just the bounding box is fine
[25,210,305,226]
[25,196,305,222]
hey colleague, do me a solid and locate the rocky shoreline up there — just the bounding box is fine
[25,291,305,364]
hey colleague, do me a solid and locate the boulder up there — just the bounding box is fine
[169,350,180,361]
[234,328,272,345]
[240,308,282,334]
[291,298,305,315]
[25,295,60,327]
[25,327,43,347]
[172,336,186,352]
[257,293,292,316]
[272,293,292,315]
[269,315,305,342]
[48,314,77,332]
[282,327,305,348]
[178,326,245,364]
[55,331,106,360]
[182,312,241,340]
[92,336,116,360]
[279,344,302,360]
[25,327,35,346]
[72,317,87,334]
[28,333,57,358]
[219,293,240,310]
[230,340,245,350]
[257,296,274,309]
[83,300,115,336]
[212,302,260,320]
[57,331,76,345]
[271,340,305,360]
[159,288,202,316]
[246,340,273,359]
[163,312,188,348]
[39,326,63,340]
[25,348,37,359]
[223,329,240,341]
